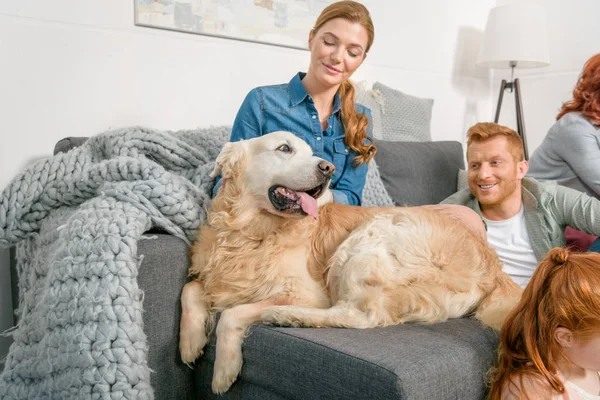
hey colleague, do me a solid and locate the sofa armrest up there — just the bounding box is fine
[53,137,89,155]
[137,233,195,400]
[9,247,17,320]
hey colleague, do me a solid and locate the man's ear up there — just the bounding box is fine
[517,160,529,180]
[210,141,247,179]
[555,327,574,348]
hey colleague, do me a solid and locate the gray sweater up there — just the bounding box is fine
[528,112,600,198]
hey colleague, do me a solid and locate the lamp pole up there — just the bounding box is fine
[493,61,529,159]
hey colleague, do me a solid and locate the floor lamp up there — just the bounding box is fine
[477,3,550,160]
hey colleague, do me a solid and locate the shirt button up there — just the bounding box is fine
[311,115,317,119]
[345,148,349,153]
[316,137,321,141]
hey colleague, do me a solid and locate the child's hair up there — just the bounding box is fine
[466,122,525,163]
[557,53,600,126]
[313,1,376,165]
[489,248,600,400]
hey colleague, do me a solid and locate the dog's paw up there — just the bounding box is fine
[179,334,208,365]
[179,314,209,365]
[211,350,243,394]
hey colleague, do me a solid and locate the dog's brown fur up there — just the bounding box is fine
[179,132,522,394]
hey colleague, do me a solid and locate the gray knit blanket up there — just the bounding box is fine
[0,126,230,399]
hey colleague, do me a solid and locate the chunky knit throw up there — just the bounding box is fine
[0,126,230,399]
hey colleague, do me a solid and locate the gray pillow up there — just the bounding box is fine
[373,82,433,142]
[354,82,384,140]
[375,140,464,206]
[354,82,393,206]
[362,159,394,207]
[457,169,469,191]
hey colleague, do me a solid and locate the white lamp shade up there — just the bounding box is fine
[478,3,550,69]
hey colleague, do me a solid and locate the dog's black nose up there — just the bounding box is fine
[318,160,335,177]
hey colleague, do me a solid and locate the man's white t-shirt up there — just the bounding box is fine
[483,205,538,288]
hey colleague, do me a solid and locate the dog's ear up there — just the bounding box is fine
[211,141,247,179]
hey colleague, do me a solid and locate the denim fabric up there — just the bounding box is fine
[214,72,371,206]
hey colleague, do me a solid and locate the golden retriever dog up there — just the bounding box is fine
[179,131,522,394]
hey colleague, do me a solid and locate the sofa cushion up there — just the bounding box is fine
[196,318,498,399]
[457,169,469,192]
[354,82,394,206]
[362,159,394,207]
[375,140,464,206]
[354,81,384,140]
[373,82,433,142]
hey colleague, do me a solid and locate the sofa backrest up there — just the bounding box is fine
[374,140,464,206]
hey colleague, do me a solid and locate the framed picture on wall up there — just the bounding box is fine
[134,0,335,50]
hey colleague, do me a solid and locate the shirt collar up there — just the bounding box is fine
[289,72,342,114]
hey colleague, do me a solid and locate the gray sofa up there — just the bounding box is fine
[8,136,499,400]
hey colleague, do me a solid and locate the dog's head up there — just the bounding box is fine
[212,131,335,219]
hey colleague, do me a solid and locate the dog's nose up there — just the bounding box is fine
[318,160,335,177]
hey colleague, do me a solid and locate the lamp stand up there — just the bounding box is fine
[493,62,529,159]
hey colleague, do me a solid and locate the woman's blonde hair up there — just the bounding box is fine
[313,1,376,165]
[489,248,600,400]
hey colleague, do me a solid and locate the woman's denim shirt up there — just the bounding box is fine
[214,72,372,205]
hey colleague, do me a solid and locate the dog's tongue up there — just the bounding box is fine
[297,192,318,220]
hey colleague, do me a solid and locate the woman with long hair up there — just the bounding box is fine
[214,0,376,206]
[489,247,600,399]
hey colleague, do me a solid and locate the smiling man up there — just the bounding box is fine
[442,122,600,288]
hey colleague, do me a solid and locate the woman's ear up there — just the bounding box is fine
[555,327,574,348]
[308,29,315,49]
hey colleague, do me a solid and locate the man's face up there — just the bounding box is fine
[467,136,528,209]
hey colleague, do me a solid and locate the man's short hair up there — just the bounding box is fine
[466,122,525,162]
